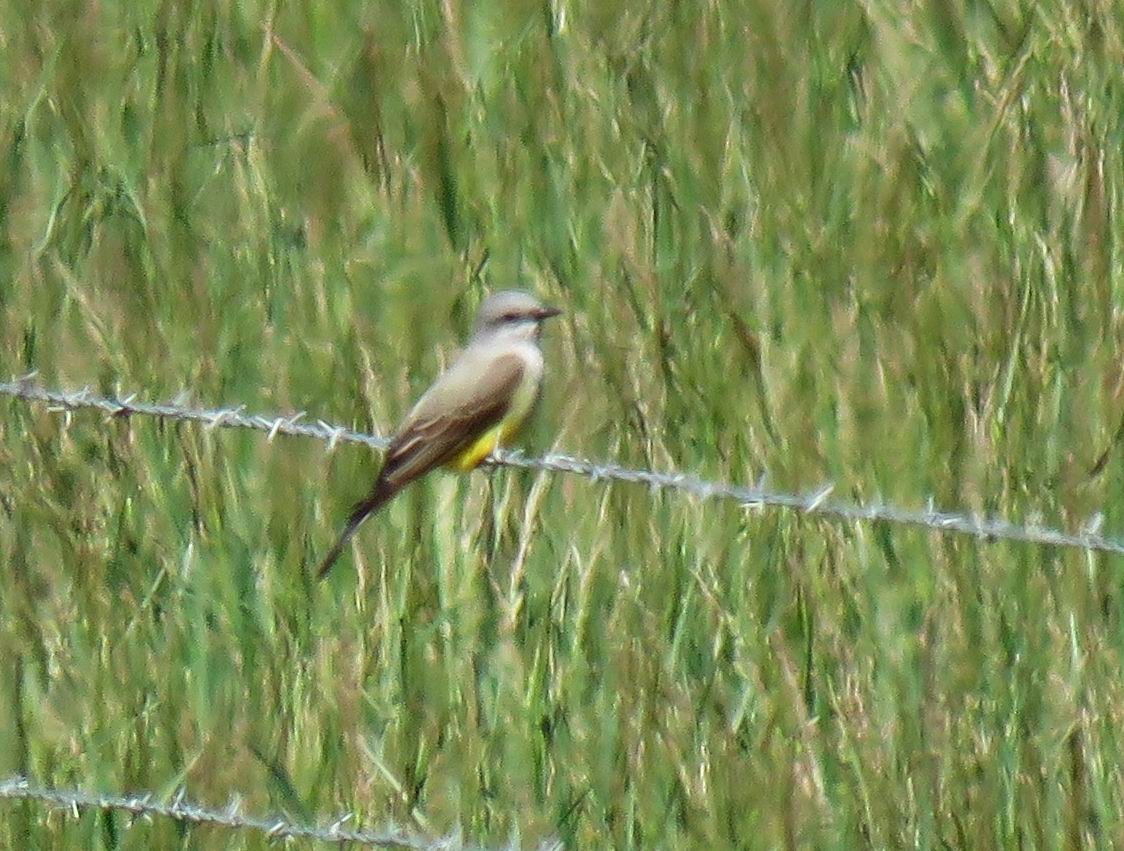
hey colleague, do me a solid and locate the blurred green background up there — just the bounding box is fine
[1,1,1123,847]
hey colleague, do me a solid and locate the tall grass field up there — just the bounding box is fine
[1,1,1123,848]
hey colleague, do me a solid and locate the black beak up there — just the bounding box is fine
[534,305,562,321]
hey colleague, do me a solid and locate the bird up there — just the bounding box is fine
[314,290,562,578]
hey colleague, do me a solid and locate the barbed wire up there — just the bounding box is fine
[0,775,557,849]
[2,376,1123,557]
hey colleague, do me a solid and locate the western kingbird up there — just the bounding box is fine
[315,290,561,578]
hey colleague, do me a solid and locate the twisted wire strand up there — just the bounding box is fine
[0,775,513,849]
[2,376,1122,556]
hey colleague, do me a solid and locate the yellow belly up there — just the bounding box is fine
[445,415,528,472]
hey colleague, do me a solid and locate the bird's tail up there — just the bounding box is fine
[314,480,395,579]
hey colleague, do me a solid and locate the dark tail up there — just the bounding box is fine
[314,480,395,580]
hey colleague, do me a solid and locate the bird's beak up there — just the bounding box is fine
[534,305,562,321]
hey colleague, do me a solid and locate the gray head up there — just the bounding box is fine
[471,290,561,341]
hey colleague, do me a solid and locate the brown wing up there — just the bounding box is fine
[377,350,526,490]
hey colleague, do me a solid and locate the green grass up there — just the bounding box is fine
[1,1,1123,847]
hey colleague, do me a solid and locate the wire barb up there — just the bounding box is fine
[2,378,1123,557]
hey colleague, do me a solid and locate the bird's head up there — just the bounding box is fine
[472,290,561,342]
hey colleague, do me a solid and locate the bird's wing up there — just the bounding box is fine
[377,350,526,490]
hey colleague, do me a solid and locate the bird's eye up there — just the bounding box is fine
[503,312,518,321]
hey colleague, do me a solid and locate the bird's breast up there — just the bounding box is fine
[503,342,545,434]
